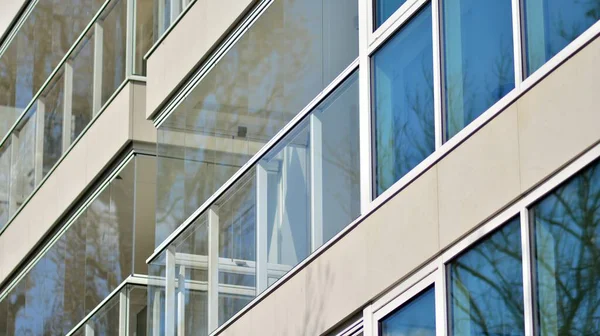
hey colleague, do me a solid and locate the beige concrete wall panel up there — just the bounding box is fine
[0,214,30,283]
[366,166,440,294]
[0,0,27,41]
[131,82,156,143]
[85,84,132,181]
[438,105,521,247]
[518,37,600,191]
[146,0,256,119]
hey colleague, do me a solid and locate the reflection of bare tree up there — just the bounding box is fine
[533,164,600,335]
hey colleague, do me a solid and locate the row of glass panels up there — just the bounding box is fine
[0,154,156,336]
[148,0,600,333]
[0,0,154,231]
[70,284,147,336]
[379,156,600,336]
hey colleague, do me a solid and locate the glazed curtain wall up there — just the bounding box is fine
[149,71,360,335]
[0,154,156,336]
[0,0,154,232]
[155,0,359,246]
[0,0,105,138]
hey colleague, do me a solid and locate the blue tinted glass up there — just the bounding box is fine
[449,217,525,336]
[372,5,434,196]
[442,0,515,140]
[524,0,599,76]
[375,0,408,28]
[381,286,436,336]
[532,160,600,336]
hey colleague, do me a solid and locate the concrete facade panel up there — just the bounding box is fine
[437,105,521,247]
[518,37,600,192]
[0,0,27,42]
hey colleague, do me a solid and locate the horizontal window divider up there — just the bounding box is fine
[0,0,115,156]
[147,57,359,264]
[0,150,137,299]
[65,274,150,336]
[152,0,274,128]
[143,0,199,61]
[367,0,427,55]
[0,77,138,238]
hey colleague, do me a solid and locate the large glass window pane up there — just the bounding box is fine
[135,0,155,75]
[374,0,408,29]
[449,217,524,336]
[101,0,127,106]
[10,109,37,213]
[532,160,600,336]
[380,286,436,336]
[0,0,103,141]
[372,5,434,196]
[523,0,600,76]
[442,0,514,140]
[156,0,359,246]
[40,72,64,177]
[70,30,95,142]
[0,140,12,228]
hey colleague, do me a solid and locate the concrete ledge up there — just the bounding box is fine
[145,0,256,120]
[0,81,155,285]
[218,34,600,336]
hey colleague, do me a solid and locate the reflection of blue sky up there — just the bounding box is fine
[373,5,434,195]
[381,286,436,336]
[533,161,600,335]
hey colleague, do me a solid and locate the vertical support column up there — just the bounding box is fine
[85,323,95,336]
[358,0,373,213]
[435,258,449,336]
[165,246,176,336]
[34,99,45,185]
[93,22,104,116]
[125,0,136,76]
[170,0,181,24]
[432,0,444,148]
[118,287,129,336]
[207,207,220,333]
[512,0,524,87]
[256,163,269,293]
[157,0,166,35]
[521,208,535,336]
[152,290,162,336]
[177,265,186,336]
[309,114,323,251]
[62,62,73,152]
[8,133,19,214]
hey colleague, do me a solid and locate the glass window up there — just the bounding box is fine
[531,160,600,336]
[523,0,600,76]
[155,0,359,246]
[448,217,525,336]
[380,286,436,336]
[442,0,514,140]
[372,4,434,196]
[374,0,408,29]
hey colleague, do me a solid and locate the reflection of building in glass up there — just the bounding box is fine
[0,0,600,335]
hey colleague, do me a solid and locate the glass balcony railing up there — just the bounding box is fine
[0,153,156,336]
[67,282,148,336]
[0,0,153,232]
[148,70,360,335]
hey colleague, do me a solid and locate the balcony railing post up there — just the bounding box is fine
[170,0,181,24]
[62,62,73,152]
[165,246,176,336]
[85,323,95,336]
[9,133,18,214]
[34,99,45,185]
[208,206,220,332]
[256,162,268,293]
[118,287,129,336]
[177,265,186,336]
[152,289,162,336]
[309,113,323,251]
[93,22,104,116]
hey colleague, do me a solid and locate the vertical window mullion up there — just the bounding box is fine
[435,260,449,336]
[512,0,525,88]
[520,208,536,336]
[432,0,444,149]
[359,0,375,212]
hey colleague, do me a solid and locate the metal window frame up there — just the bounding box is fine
[358,140,600,336]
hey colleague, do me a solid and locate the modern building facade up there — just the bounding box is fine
[0,0,599,335]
